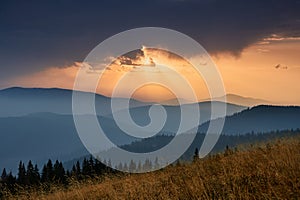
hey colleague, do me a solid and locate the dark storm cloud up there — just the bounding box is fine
[0,0,299,81]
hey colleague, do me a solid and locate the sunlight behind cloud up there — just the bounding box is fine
[95,47,210,102]
[5,39,300,105]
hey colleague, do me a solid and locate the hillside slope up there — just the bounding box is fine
[9,135,300,200]
[199,105,300,135]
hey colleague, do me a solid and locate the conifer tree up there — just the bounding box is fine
[46,159,54,181]
[89,156,95,175]
[94,159,105,175]
[129,160,136,172]
[107,159,112,168]
[154,157,160,170]
[41,159,54,183]
[76,161,81,176]
[71,165,76,176]
[137,161,142,172]
[193,148,199,162]
[17,161,26,185]
[1,168,7,181]
[143,159,152,171]
[53,160,65,183]
[107,159,112,173]
[41,165,48,182]
[5,172,16,191]
[117,162,123,171]
[123,162,128,171]
[26,160,35,185]
[33,164,40,184]
[82,158,89,176]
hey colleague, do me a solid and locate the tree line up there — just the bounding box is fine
[0,156,114,195]
[0,155,166,196]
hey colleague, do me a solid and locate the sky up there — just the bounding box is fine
[1,0,300,104]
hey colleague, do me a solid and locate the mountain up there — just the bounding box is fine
[224,94,271,107]
[158,98,194,106]
[0,87,148,117]
[202,94,271,107]
[3,87,290,172]
[107,101,246,133]
[119,129,300,160]
[0,102,245,172]
[1,105,299,172]
[0,88,246,172]
[0,87,247,118]
[75,129,300,170]
[199,105,300,135]
[0,112,142,173]
[64,105,300,169]
[0,112,86,172]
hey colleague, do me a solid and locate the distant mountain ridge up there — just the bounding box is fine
[0,87,148,117]
[0,87,272,118]
[201,94,271,107]
[1,87,299,172]
[1,105,300,172]
[199,105,300,135]
[222,94,271,107]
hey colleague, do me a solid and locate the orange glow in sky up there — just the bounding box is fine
[7,36,300,105]
[214,37,300,105]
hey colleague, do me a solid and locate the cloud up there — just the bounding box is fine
[102,47,158,73]
[0,0,299,81]
[274,64,288,69]
[256,48,270,53]
[4,62,80,89]
[263,34,300,42]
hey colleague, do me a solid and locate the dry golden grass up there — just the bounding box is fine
[6,137,300,200]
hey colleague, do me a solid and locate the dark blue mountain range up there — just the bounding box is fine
[0,87,299,172]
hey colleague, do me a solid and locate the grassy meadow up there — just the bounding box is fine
[2,135,299,200]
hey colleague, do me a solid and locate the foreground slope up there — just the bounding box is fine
[12,136,300,200]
